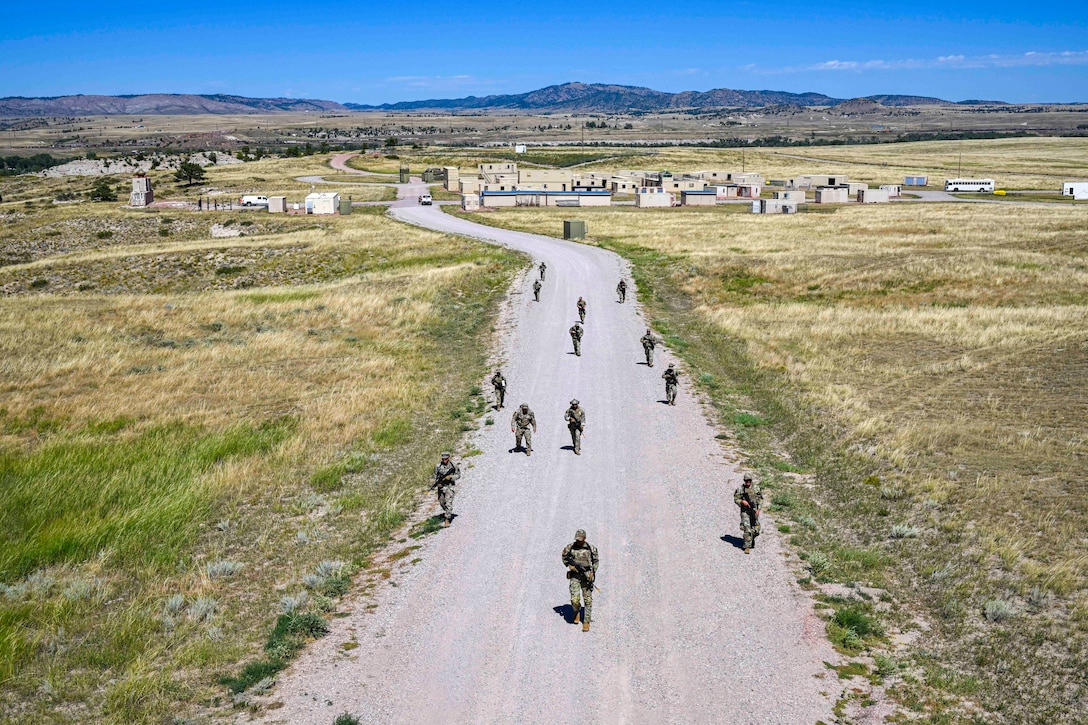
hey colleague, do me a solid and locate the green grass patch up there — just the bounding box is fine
[0,417,294,577]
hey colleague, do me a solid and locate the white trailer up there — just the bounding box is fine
[1063,182,1088,200]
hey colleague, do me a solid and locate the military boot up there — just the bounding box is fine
[582,621,590,632]
[572,605,581,624]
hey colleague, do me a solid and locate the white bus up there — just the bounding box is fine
[944,178,995,192]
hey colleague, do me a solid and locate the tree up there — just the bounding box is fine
[207,151,218,165]
[174,161,206,186]
[384,137,399,148]
[89,177,117,202]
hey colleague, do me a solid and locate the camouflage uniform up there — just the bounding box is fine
[491,371,507,410]
[662,364,680,405]
[511,405,536,455]
[432,455,461,526]
[539,262,547,280]
[641,330,657,367]
[564,401,586,455]
[562,530,599,630]
[570,323,583,356]
[577,297,587,323]
[617,279,627,303]
[733,476,763,552]
[533,279,542,302]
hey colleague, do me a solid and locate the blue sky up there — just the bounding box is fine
[2,1,1086,104]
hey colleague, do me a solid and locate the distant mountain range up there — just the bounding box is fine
[0,94,348,117]
[0,84,1006,117]
[345,83,961,112]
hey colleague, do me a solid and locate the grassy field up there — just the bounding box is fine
[626,137,1088,190]
[460,200,1088,722]
[0,164,521,721]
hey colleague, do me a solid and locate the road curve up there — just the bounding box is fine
[249,189,840,724]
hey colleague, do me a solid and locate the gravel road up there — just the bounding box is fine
[246,173,839,724]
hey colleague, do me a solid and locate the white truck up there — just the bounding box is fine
[239,195,269,206]
[419,193,433,206]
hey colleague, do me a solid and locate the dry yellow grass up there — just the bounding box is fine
[472,199,1088,721]
[0,178,519,721]
[624,137,1088,189]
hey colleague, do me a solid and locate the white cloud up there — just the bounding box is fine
[382,74,503,91]
[751,50,1088,75]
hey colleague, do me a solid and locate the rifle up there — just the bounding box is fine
[430,473,454,491]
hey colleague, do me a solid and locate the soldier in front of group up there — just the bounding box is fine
[562,529,599,632]
[616,278,627,303]
[576,296,587,323]
[539,261,547,280]
[564,399,586,455]
[733,473,763,553]
[491,369,507,410]
[510,403,537,456]
[662,363,680,405]
[640,328,658,367]
[570,322,584,356]
[431,452,461,527]
[533,278,542,302]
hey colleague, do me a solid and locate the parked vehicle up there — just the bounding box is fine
[944,179,995,192]
[240,195,269,206]
[419,193,433,205]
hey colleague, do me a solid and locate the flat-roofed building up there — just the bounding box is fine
[480,190,611,208]
[814,187,849,204]
[681,189,717,206]
[636,187,674,207]
[787,174,848,190]
[858,188,890,203]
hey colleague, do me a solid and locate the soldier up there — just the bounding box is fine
[539,261,547,281]
[576,296,587,323]
[569,322,584,356]
[640,328,658,367]
[562,529,599,632]
[491,370,507,410]
[662,363,680,405]
[533,278,542,302]
[733,474,763,553]
[563,399,586,455]
[616,279,627,303]
[431,452,461,527]
[510,403,537,456]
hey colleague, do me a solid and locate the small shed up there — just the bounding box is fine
[515,144,527,154]
[564,219,587,239]
[847,183,869,195]
[1062,182,1088,200]
[715,185,739,199]
[461,193,480,211]
[773,190,805,202]
[858,189,890,204]
[636,187,674,208]
[904,176,928,187]
[305,192,341,215]
[268,196,287,213]
[681,190,716,206]
[880,185,902,198]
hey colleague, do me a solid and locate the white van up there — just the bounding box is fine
[419,193,433,206]
[240,195,269,206]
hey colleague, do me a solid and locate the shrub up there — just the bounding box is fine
[889,524,921,539]
[984,599,1017,622]
[189,596,217,622]
[207,560,244,578]
[833,606,883,638]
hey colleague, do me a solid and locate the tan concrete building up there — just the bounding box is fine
[517,168,574,191]
[681,190,717,206]
[444,167,460,192]
[880,184,902,197]
[858,188,889,203]
[773,190,805,202]
[787,174,848,190]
